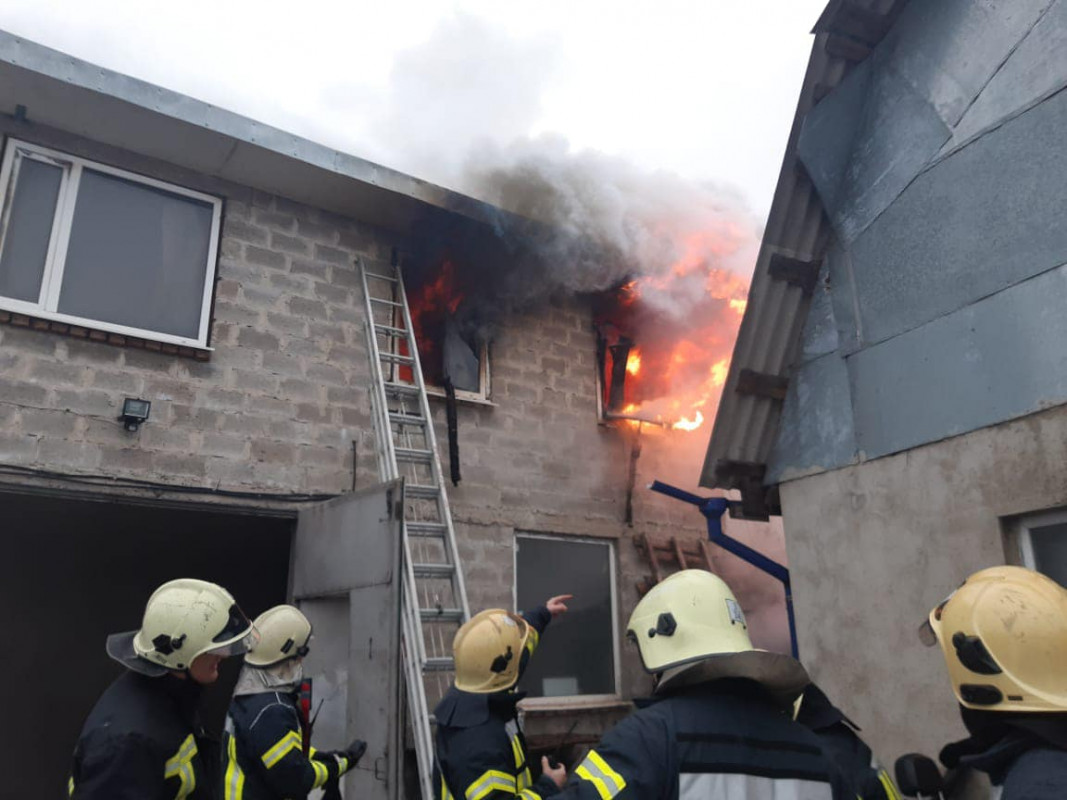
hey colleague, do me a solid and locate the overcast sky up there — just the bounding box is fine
[0,1,825,220]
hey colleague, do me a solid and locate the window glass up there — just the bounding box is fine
[516,535,615,697]
[1028,522,1067,588]
[57,169,214,339]
[0,156,63,302]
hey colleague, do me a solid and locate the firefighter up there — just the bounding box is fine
[920,565,1067,799]
[69,578,259,799]
[795,682,902,800]
[554,569,854,800]
[434,594,573,800]
[223,605,366,800]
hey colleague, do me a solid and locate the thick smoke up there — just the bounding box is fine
[463,136,759,313]
[363,14,759,322]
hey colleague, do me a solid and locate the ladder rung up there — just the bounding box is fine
[380,352,415,365]
[383,382,420,396]
[420,608,464,622]
[389,411,426,426]
[424,657,455,672]
[365,271,398,282]
[375,324,409,337]
[413,563,456,579]
[396,447,433,462]
[369,297,402,307]
[407,522,446,537]
[407,484,440,500]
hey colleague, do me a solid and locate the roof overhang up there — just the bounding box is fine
[0,30,515,236]
[699,0,909,519]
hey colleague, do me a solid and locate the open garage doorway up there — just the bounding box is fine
[1,489,295,799]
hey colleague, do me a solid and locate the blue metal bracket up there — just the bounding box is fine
[649,480,798,659]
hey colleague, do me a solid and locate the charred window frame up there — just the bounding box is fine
[0,138,222,349]
[1006,508,1067,588]
[595,327,634,423]
[398,265,491,403]
[513,532,620,701]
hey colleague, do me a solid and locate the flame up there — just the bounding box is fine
[596,244,749,433]
[711,358,729,387]
[401,260,464,383]
[626,349,641,376]
[672,411,704,431]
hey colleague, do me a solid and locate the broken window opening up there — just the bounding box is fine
[393,258,491,402]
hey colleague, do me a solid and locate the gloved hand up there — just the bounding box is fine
[312,739,367,776]
[341,739,367,766]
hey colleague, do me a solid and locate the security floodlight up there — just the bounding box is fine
[119,398,151,432]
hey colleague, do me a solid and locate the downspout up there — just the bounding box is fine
[648,480,798,659]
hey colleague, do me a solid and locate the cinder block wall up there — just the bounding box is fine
[0,123,785,704]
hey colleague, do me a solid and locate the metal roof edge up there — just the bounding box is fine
[699,0,907,515]
[0,29,516,232]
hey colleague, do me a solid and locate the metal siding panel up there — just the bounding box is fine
[799,48,952,244]
[799,260,839,362]
[767,352,858,483]
[850,85,1067,345]
[885,0,1055,126]
[944,0,1067,153]
[849,263,1067,459]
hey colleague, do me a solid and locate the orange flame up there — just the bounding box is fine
[626,349,641,376]
[598,249,748,433]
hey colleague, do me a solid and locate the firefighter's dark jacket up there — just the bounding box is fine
[224,688,349,800]
[555,678,854,800]
[69,670,218,800]
[796,682,900,800]
[433,605,558,800]
[940,708,1067,800]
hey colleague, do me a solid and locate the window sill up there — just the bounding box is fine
[424,386,497,407]
[518,696,631,715]
[0,309,213,359]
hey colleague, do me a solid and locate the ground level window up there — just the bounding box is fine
[514,533,617,698]
[1015,509,1067,588]
[0,138,222,347]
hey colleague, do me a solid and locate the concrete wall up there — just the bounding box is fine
[0,120,790,712]
[780,401,1067,769]
[771,0,1067,482]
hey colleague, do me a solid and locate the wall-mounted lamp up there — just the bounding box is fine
[119,398,151,432]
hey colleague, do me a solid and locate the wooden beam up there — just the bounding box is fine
[736,369,789,401]
[768,252,821,295]
[824,32,872,63]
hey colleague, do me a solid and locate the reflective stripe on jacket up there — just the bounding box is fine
[556,679,855,800]
[224,690,347,800]
[434,606,558,800]
[69,671,215,800]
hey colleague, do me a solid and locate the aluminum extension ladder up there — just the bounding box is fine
[359,258,471,800]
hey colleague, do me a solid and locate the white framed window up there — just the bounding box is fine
[0,138,222,348]
[513,532,619,700]
[1014,508,1067,588]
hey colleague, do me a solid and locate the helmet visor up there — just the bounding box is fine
[203,627,259,658]
[918,619,938,647]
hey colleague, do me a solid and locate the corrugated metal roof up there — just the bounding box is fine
[699,0,907,515]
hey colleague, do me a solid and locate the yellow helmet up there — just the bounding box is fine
[453,609,530,693]
[627,570,809,698]
[921,565,1067,713]
[628,569,753,672]
[246,605,312,668]
[107,578,258,676]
